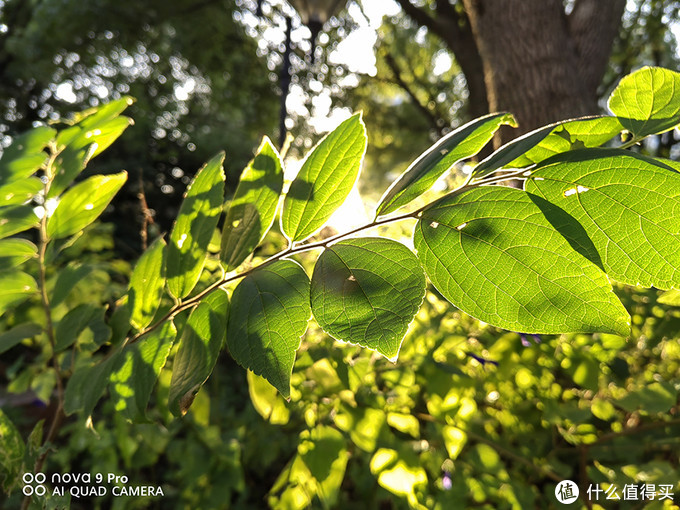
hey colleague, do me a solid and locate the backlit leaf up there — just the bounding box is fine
[0,239,37,271]
[526,149,680,289]
[282,113,367,242]
[507,116,623,168]
[0,410,25,492]
[377,113,516,215]
[129,237,166,330]
[471,124,554,178]
[414,186,630,335]
[221,137,283,270]
[0,177,43,206]
[227,259,311,397]
[608,66,680,138]
[0,270,37,315]
[46,171,127,239]
[167,153,225,299]
[0,126,55,186]
[0,205,39,240]
[111,320,177,422]
[168,289,229,416]
[311,237,425,361]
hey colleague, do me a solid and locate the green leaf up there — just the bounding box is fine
[168,289,229,417]
[608,66,680,139]
[377,113,516,215]
[167,153,225,299]
[221,137,283,270]
[298,425,349,508]
[414,186,630,335]
[54,304,101,352]
[0,239,37,271]
[658,289,680,306]
[63,351,124,416]
[227,259,311,397]
[0,270,37,314]
[129,237,166,331]
[310,237,425,361]
[0,205,39,240]
[247,371,290,425]
[0,126,55,186]
[49,263,94,307]
[50,97,134,197]
[0,322,42,354]
[0,410,25,492]
[471,124,554,178]
[281,113,367,242]
[507,116,624,168]
[46,171,127,239]
[110,320,177,422]
[0,177,43,206]
[526,149,680,289]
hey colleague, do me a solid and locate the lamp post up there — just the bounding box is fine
[270,0,348,148]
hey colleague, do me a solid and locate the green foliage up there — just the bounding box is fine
[282,113,367,242]
[1,65,680,509]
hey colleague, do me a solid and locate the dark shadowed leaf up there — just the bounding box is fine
[227,260,311,397]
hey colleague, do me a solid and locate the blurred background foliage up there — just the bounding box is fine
[1,0,680,508]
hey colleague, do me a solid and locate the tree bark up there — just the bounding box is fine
[461,0,625,145]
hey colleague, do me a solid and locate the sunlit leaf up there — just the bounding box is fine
[0,177,43,206]
[507,116,623,168]
[168,289,229,417]
[471,124,554,178]
[527,149,680,289]
[377,112,516,215]
[0,410,25,492]
[414,186,630,335]
[227,259,311,397]
[129,237,166,331]
[0,238,37,271]
[0,126,55,186]
[167,153,225,299]
[298,425,349,508]
[0,205,39,240]
[221,137,283,270]
[311,237,425,361]
[282,113,367,242]
[608,66,680,138]
[46,171,127,239]
[247,371,290,425]
[658,289,680,306]
[110,320,177,422]
[0,270,37,315]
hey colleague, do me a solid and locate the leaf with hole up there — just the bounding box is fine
[414,186,630,335]
[282,113,367,242]
[311,237,425,361]
[227,260,311,397]
[526,148,680,289]
[377,113,516,215]
[221,137,283,270]
[168,289,229,416]
[167,153,225,299]
[46,171,127,239]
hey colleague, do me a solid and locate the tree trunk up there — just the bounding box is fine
[461,0,626,145]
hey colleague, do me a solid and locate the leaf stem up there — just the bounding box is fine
[126,165,523,345]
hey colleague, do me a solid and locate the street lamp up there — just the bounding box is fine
[287,0,347,62]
